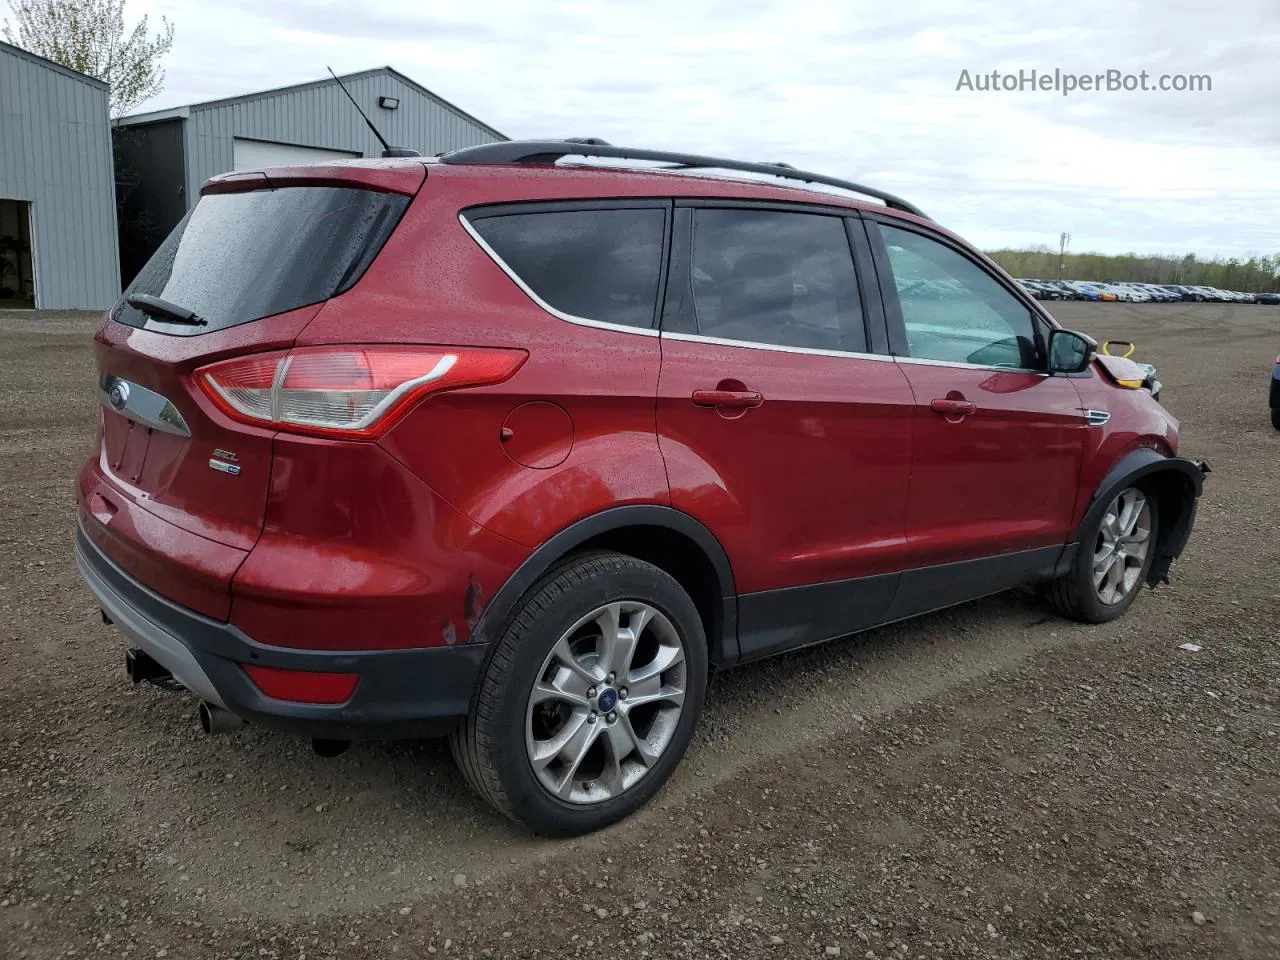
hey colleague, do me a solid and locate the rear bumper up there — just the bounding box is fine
[75,524,483,739]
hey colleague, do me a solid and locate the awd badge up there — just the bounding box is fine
[209,448,240,476]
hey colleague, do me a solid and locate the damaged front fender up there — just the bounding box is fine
[1077,450,1211,587]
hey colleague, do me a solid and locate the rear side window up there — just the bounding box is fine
[470,208,665,329]
[689,209,866,353]
[115,186,409,334]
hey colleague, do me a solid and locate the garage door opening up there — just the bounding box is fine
[232,138,360,171]
[0,199,35,308]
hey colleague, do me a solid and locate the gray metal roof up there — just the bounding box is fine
[117,66,505,140]
[0,38,109,89]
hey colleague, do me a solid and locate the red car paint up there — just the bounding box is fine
[656,341,915,591]
[895,365,1089,567]
[77,156,1187,678]
[1071,369,1181,525]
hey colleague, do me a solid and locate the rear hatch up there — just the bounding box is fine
[86,164,422,617]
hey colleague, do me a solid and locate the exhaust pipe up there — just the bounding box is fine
[197,701,244,735]
[312,738,351,758]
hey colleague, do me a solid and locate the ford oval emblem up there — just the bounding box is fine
[108,381,130,410]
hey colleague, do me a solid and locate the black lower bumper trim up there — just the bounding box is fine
[76,525,483,740]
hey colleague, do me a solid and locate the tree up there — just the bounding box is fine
[985,246,1280,291]
[3,0,174,116]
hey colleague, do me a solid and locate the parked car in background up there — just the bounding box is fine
[1192,286,1232,302]
[73,138,1210,835]
[1027,282,1269,304]
[1094,283,1143,302]
[1140,285,1180,303]
[1077,282,1117,301]
[1113,283,1152,303]
[1017,279,1065,301]
[1066,282,1102,301]
[1257,292,1280,305]
[1272,353,1280,429]
[1042,280,1083,300]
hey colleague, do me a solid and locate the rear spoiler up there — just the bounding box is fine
[203,161,426,197]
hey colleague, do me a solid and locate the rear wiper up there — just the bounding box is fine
[125,293,207,326]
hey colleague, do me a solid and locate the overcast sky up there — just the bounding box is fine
[122,0,1280,258]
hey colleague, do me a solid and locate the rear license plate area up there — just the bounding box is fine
[106,414,153,485]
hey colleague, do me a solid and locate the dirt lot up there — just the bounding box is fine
[1,302,1278,959]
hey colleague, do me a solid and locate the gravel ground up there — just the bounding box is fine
[1,302,1277,959]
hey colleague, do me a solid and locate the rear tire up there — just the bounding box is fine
[1042,485,1159,624]
[450,551,707,836]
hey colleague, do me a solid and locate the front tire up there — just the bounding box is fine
[450,551,707,836]
[1042,486,1159,624]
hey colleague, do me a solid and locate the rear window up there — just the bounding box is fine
[690,208,866,353]
[469,208,665,329]
[114,186,409,334]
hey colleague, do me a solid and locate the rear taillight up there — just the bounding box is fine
[194,346,526,439]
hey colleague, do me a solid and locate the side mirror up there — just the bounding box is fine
[1048,329,1096,374]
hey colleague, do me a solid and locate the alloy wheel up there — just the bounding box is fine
[1092,488,1152,605]
[525,601,687,804]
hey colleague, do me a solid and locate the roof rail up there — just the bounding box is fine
[439,140,929,220]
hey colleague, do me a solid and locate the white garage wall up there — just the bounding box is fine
[0,41,119,309]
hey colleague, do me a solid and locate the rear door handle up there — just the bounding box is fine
[930,398,976,417]
[692,389,764,409]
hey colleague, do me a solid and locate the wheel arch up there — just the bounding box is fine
[469,506,739,669]
[1075,448,1209,586]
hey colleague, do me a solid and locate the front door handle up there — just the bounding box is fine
[692,389,764,409]
[930,398,976,417]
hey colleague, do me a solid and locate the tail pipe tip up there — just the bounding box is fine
[198,700,245,735]
[312,738,352,758]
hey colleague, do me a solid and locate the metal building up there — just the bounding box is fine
[0,40,120,310]
[114,67,506,283]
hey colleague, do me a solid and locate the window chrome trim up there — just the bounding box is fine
[892,355,1049,376]
[660,330,895,361]
[99,374,191,437]
[457,213,660,338]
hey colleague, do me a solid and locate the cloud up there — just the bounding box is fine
[126,0,1280,256]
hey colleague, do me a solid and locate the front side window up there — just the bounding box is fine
[470,208,665,329]
[880,224,1041,369]
[689,209,866,353]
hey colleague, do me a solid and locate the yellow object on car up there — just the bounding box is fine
[1096,353,1148,389]
[1100,340,1136,359]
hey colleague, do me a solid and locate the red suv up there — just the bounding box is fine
[76,140,1207,835]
